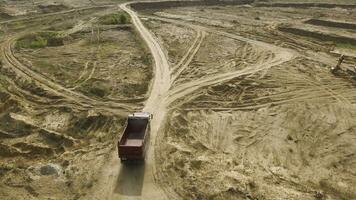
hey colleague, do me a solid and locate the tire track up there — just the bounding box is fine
[171,30,206,83]
[184,89,356,111]
[69,61,97,90]
[0,6,113,25]
[2,36,138,113]
[166,54,295,106]
[76,61,91,82]
[94,2,172,200]
[93,3,297,200]
[147,15,297,107]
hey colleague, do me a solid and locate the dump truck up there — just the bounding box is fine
[118,112,152,162]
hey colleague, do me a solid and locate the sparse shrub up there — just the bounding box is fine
[86,181,94,188]
[16,35,47,49]
[45,32,64,46]
[122,83,148,97]
[336,43,356,51]
[119,14,128,24]
[16,32,65,49]
[232,20,239,24]
[89,86,107,98]
[141,54,152,65]
[98,12,130,25]
[86,81,110,98]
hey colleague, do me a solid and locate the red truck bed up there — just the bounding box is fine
[118,112,151,162]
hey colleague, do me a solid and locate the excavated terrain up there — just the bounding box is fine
[141,2,356,200]
[1,0,356,200]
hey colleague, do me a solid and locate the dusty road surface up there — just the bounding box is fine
[93,2,297,200]
[0,1,155,199]
[88,2,171,200]
[110,1,356,200]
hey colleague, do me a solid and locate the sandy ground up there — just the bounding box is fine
[144,3,356,200]
[85,3,171,200]
[0,2,152,199]
[1,1,356,200]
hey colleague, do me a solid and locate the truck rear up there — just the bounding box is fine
[118,112,152,162]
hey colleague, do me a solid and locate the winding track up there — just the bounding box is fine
[1,1,299,199]
[91,2,172,200]
[90,2,298,200]
[1,1,353,199]
[0,6,113,25]
[1,1,298,199]
[2,33,139,114]
[148,16,296,107]
[171,29,206,83]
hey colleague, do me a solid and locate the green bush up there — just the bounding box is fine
[89,86,107,98]
[119,14,128,24]
[336,43,356,51]
[16,36,48,49]
[99,12,130,25]
[16,32,64,49]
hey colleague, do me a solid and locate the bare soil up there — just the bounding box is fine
[140,2,356,200]
[1,1,356,200]
[0,1,152,199]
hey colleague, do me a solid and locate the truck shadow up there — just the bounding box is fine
[114,161,145,196]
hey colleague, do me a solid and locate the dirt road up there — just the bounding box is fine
[90,2,172,200]
[114,2,172,200]
[1,1,355,199]
[88,1,299,199]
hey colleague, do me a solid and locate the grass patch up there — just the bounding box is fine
[122,83,149,97]
[98,12,130,25]
[336,43,356,51]
[47,22,74,31]
[16,32,65,49]
[78,79,111,98]
[139,53,152,66]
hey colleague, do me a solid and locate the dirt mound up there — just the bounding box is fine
[157,57,356,199]
[131,0,254,10]
[0,114,34,138]
[278,26,356,45]
[144,4,356,198]
[0,7,152,199]
[254,2,356,9]
[37,4,69,13]
[159,103,356,199]
[305,19,356,30]
[0,95,124,199]
[2,0,356,199]
[0,11,12,20]
[13,142,56,157]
